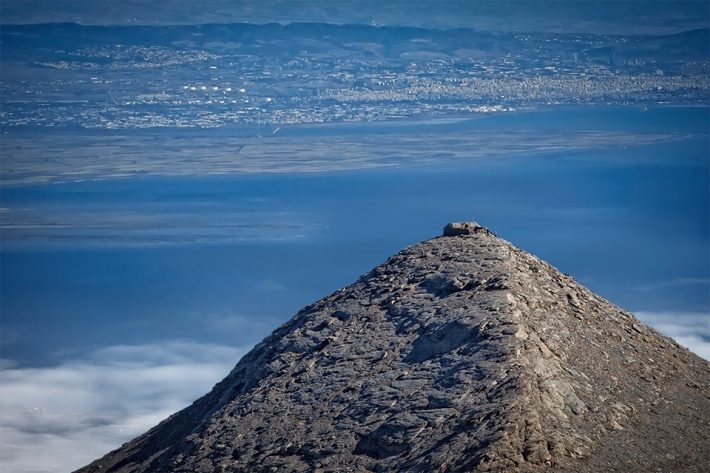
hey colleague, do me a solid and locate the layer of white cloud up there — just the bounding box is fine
[635,278,710,292]
[634,310,710,361]
[0,340,248,473]
[0,207,318,247]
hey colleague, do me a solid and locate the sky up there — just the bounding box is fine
[0,1,708,34]
[0,2,708,472]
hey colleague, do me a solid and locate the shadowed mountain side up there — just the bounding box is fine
[77,222,710,472]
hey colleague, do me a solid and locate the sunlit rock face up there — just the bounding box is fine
[77,223,710,473]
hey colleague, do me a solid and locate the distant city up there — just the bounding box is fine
[1,24,708,129]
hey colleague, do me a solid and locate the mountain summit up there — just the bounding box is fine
[78,222,709,473]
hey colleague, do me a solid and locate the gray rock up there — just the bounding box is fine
[76,222,710,473]
[443,221,487,236]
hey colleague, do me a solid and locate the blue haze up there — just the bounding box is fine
[1,106,707,366]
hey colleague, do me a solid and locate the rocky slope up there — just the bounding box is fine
[77,222,710,473]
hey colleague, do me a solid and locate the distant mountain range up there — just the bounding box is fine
[1,0,708,35]
[1,20,707,129]
[2,22,709,64]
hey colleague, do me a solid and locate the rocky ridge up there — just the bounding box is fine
[78,222,710,473]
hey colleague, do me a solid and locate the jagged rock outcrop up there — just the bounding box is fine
[77,222,710,473]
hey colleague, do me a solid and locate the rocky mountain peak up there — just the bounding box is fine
[78,224,709,473]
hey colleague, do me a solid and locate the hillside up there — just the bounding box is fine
[77,222,710,472]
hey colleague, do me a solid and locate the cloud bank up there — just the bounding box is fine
[0,207,317,247]
[634,310,710,361]
[0,341,248,473]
